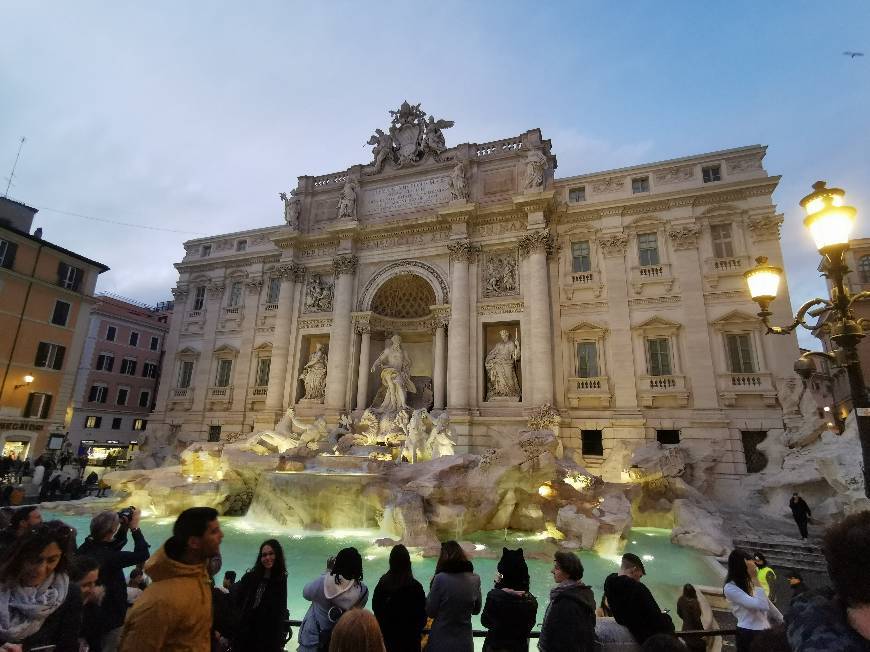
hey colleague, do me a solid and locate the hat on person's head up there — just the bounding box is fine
[622,552,646,575]
[497,547,530,591]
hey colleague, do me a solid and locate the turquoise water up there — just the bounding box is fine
[48,513,721,648]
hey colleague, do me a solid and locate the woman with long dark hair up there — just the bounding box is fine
[426,541,482,652]
[676,584,705,652]
[0,522,82,652]
[372,544,426,652]
[723,549,781,652]
[231,538,290,652]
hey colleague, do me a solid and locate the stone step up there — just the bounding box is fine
[732,538,827,572]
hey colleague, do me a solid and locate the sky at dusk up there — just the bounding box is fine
[2,1,869,348]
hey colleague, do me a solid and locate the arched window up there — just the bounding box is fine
[860,255,870,283]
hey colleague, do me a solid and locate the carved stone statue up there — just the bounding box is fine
[400,409,429,464]
[485,329,521,400]
[423,116,454,157]
[524,149,547,190]
[484,253,517,297]
[279,191,301,229]
[427,412,456,458]
[366,128,393,173]
[304,274,334,312]
[337,178,358,219]
[300,343,328,400]
[448,161,469,201]
[371,334,416,414]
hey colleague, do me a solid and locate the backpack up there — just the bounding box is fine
[317,604,345,651]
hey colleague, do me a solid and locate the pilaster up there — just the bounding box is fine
[325,254,358,411]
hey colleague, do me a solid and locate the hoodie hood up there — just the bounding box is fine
[323,572,365,610]
[550,581,596,612]
[144,545,208,583]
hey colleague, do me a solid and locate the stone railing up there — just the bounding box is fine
[718,372,774,392]
[706,255,751,275]
[475,136,523,158]
[264,303,279,312]
[224,307,241,315]
[248,386,269,399]
[187,310,203,319]
[566,376,611,408]
[638,264,665,278]
[570,271,595,285]
[171,388,191,399]
[312,172,349,188]
[640,374,687,392]
[207,386,233,400]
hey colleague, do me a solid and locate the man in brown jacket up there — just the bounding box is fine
[119,507,224,652]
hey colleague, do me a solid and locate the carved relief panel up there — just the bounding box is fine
[482,249,520,298]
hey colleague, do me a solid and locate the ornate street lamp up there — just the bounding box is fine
[744,181,870,496]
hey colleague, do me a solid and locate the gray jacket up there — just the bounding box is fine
[297,572,369,652]
[425,564,482,652]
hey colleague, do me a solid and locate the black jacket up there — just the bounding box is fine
[0,582,83,652]
[77,525,150,631]
[787,588,870,651]
[230,570,289,652]
[603,573,674,644]
[481,586,538,652]
[538,582,596,652]
[372,575,427,652]
[790,497,812,520]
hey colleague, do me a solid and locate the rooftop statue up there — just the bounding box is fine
[365,101,454,172]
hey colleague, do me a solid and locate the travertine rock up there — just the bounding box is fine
[670,498,730,556]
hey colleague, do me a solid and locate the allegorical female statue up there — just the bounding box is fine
[371,334,416,415]
[485,329,521,400]
[300,343,328,400]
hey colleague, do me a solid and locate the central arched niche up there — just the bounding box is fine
[370,273,436,319]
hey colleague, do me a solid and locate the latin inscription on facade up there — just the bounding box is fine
[362,176,451,215]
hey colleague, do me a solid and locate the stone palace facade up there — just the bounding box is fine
[151,103,800,493]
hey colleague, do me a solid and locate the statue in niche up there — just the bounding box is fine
[485,329,521,400]
[448,161,469,201]
[371,334,416,414]
[524,149,547,190]
[337,177,358,219]
[300,343,328,400]
[427,412,456,458]
[304,274,334,312]
[279,190,301,229]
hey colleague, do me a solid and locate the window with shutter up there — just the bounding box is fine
[266,277,281,303]
[710,224,734,258]
[178,361,194,388]
[112,417,122,430]
[646,338,672,376]
[106,326,117,341]
[215,359,233,387]
[575,342,599,378]
[150,336,159,351]
[139,390,151,408]
[57,262,82,290]
[193,286,206,311]
[726,333,757,373]
[51,301,71,326]
[25,393,52,419]
[34,342,50,368]
[638,233,660,267]
[0,239,17,269]
[256,358,271,387]
[117,388,129,405]
[571,241,591,273]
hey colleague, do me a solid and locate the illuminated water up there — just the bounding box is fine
[48,513,722,649]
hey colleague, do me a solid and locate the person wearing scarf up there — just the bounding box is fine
[538,551,596,652]
[426,541,482,652]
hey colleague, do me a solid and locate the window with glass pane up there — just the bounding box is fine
[711,224,734,258]
[726,333,756,373]
[215,359,233,387]
[228,282,242,307]
[637,233,660,266]
[575,342,599,378]
[256,358,271,387]
[646,338,672,376]
[568,186,586,203]
[193,286,206,311]
[178,361,194,388]
[571,241,591,273]
[702,165,722,183]
[859,256,870,283]
[267,277,281,303]
[632,176,650,193]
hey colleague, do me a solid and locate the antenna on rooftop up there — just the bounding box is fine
[3,136,27,198]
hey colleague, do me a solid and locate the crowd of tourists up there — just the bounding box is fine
[0,502,865,652]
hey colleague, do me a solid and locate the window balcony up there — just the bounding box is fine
[717,372,777,406]
[168,387,193,411]
[248,386,268,399]
[187,310,203,320]
[704,255,752,288]
[264,303,279,312]
[566,376,611,408]
[562,270,603,300]
[638,374,689,407]
[630,263,674,295]
[207,386,233,400]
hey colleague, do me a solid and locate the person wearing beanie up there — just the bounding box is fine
[481,547,538,651]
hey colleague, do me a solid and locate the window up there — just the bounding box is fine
[266,277,281,303]
[85,416,102,429]
[208,425,221,442]
[710,224,734,259]
[859,255,870,283]
[742,431,769,473]
[34,342,66,370]
[193,286,206,311]
[24,393,52,419]
[228,282,242,308]
[571,241,591,273]
[568,186,586,203]
[632,176,650,193]
[88,384,108,403]
[117,388,129,405]
[178,361,194,388]
[256,358,271,387]
[57,262,83,291]
[656,429,680,445]
[51,300,71,326]
[575,342,599,378]
[133,419,147,431]
[149,336,159,351]
[106,325,117,341]
[215,359,233,387]
[637,233,660,267]
[111,417,122,430]
[142,362,158,378]
[0,239,17,269]
[581,429,604,456]
[236,240,247,252]
[646,338,672,376]
[702,165,722,183]
[129,331,139,347]
[120,358,137,375]
[138,390,151,408]
[201,244,212,257]
[726,333,757,373]
[96,353,115,372]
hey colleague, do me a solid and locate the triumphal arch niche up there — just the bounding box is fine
[275,101,552,447]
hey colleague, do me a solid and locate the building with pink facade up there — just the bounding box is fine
[69,294,171,462]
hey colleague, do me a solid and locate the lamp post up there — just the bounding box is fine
[744,180,870,497]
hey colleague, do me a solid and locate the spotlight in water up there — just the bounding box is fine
[538,483,555,499]
[292,534,304,540]
[365,555,376,561]
[642,554,654,562]
[474,543,486,551]
[631,540,637,544]
[186,476,193,483]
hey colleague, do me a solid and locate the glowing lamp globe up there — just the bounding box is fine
[800,181,857,253]
[744,256,783,302]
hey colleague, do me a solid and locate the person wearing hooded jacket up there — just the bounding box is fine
[538,551,596,652]
[426,541,482,652]
[297,547,368,652]
[481,547,538,652]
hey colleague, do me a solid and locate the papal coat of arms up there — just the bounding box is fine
[366,101,454,173]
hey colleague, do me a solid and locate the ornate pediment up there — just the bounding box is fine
[566,320,609,335]
[213,344,239,356]
[711,309,762,331]
[253,341,273,352]
[633,315,682,334]
[177,346,200,359]
[364,101,455,175]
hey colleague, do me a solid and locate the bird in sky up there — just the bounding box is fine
[843,51,865,58]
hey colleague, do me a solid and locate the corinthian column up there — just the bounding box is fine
[519,229,555,406]
[355,319,371,410]
[325,254,358,410]
[447,241,478,410]
[265,263,304,411]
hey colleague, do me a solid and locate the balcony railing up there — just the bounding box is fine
[264,303,279,312]
[248,386,269,399]
[570,271,595,284]
[207,386,233,401]
[566,376,611,407]
[187,310,202,319]
[718,372,775,392]
[171,388,191,399]
[630,263,673,293]
[705,255,751,276]
[638,374,689,406]
[224,307,240,315]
